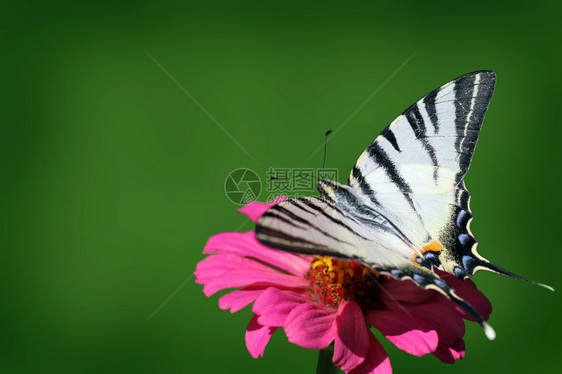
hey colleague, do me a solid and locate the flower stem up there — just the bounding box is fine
[316,344,340,374]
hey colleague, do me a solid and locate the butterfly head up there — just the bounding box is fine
[316,178,342,201]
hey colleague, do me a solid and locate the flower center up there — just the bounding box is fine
[307,257,386,311]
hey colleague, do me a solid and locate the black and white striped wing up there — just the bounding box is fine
[255,197,412,264]
[349,71,496,278]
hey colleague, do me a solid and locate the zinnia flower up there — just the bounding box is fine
[195,199,492,374]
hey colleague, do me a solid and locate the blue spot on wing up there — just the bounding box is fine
[391,269,404,277]
[462,255,475,270]
[458,233,471,246]
[454,266,467,278]
[456,209,471,228]
[413,274,426,284]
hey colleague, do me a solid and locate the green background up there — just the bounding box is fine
[2,1,561,373]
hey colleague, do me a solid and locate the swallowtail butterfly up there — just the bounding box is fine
[255,71,552,340]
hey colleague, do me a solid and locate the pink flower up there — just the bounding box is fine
[195,200,492,374]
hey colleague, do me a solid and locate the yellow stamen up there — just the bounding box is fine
[306,256,385,310]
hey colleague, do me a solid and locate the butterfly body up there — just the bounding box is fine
[255,71,552,339]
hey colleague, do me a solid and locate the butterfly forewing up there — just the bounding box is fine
[348,71,496,278]
[256,197,411,264]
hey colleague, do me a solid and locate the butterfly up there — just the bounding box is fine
[255,71,553,340]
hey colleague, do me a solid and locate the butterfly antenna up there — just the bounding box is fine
[321,129,333,178]
[270,174,320,182]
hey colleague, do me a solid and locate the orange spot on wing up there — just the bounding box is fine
[410,253,421,267]
[422,240,443,253]
[410,240,443,267]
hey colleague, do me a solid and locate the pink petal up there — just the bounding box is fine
[333,300,370,371]
[440,274,492,321]
[284,302,337,349]
[386,301,464,345]
[237,197,287,223]
[252,288,310,326]
[367,309,438,357]
[194,253,282,284]
[348,333,392,374]
[202,268,309,297]
[433,339,465,363]
[245,315,277,358]
[218,287,266,313]
[203,231,311,276]
[380,278,438,304]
